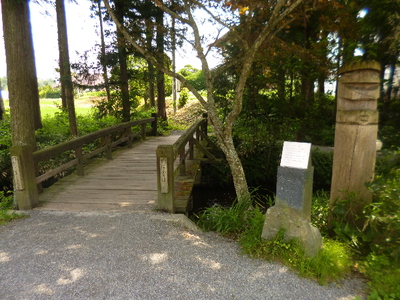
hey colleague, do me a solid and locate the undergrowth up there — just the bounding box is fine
[193,192,351,285]
[0,192,27,225]
[194,176,400,298]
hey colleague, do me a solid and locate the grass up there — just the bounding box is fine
[0,192,28,225]
[4,98,95,117]
[194,197,352,284]
[195,193,400,300]
[194,191,400,297]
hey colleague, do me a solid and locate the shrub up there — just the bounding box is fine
[0,115,13,192]
[178,88,189,109]
[38,84,61,99]
[361,253,400,299]
[311,148,333,192]
[195,191,352,284]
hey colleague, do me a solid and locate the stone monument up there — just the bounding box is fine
[262,142,322,257]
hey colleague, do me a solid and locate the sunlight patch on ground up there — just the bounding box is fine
[0,252,10,262]
[34,284,55,296]
[146,253,168,265]
[57,268,85,285]
[196,256,221,270]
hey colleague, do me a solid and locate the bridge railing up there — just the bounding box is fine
[156,113,219,213]
[33,114,157,185]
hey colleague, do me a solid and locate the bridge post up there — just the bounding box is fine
[151,113,158,136]
[202,113,208,139]
[141,124,146,140]
[9,145,39,209]
[126,127,133,148]
[105,135,112,160]
[156,145,175,213]
[75,148,84,176]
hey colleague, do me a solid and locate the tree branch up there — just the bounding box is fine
[102,0,209,109]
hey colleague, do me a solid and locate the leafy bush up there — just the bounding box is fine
[360,253,400,299]
[316,164,400,298]
[195,191,352,284]
[195,193,263,238]
[38,84,61,99]
[178,88,189,109]
[0,115,13,192]
[379,97,400,149]
[365,169,400,260]
[93,90,139,120]
[311,148,333,192]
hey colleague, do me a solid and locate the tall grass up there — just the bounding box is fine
[194,192,352,284]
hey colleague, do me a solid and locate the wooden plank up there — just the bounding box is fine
[37,135,181,212]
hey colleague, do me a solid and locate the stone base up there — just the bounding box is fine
[261,204,323,257]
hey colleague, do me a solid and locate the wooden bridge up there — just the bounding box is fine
[11,114,219,213]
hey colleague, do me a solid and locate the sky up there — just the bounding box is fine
[0,0,208,81]
[0,1,102,80]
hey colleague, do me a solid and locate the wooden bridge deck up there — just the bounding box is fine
[36,135,181,212]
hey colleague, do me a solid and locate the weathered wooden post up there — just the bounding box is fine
[157,145,175,212]
[151,113,158,136]
[9,145,39,210]
[330,61,381,217]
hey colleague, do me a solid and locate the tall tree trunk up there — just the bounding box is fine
[25,7,42,130]
[56,0,78,136]
[148,62,156,107]
[115,0,130,122]
[98,0,111,103]
[145,16,156,107]
[2,0,39,208]
[156,5,166,121]
[2,0,38,146]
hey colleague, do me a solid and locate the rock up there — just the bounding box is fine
[261,204,323,257]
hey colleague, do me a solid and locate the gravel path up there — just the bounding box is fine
[0,211,366,300]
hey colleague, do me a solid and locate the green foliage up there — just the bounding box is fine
[0,191,26,225]
[93,90,139,120]
[361,254,400,299]
[178,65,206,91]
[379,97,400,149]
[178,88,189,109]
[35,112,119,183]
[195,192,351,284]
[311,190,330,234]
[38,84,61,99]
[311,148,333,192]
[313,164,400,298]
[195,193,263,238]
[365,169,400,260]
[248,233,352,285]
[79,90,107,98]
[375,148,400,177]
[330,191,375,251]
[0,115,13,192]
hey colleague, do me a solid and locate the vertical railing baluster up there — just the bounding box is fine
[180,148,186,176]
[105,134,112,159]
[141,123,146,140]
[126,127,133,148]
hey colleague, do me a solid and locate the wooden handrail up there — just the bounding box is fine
[156,113,211,213]
[34,114,157,185]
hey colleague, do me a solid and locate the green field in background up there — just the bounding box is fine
[3,99,94,117]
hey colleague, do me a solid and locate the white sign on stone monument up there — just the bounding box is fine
[280,141,311,169]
